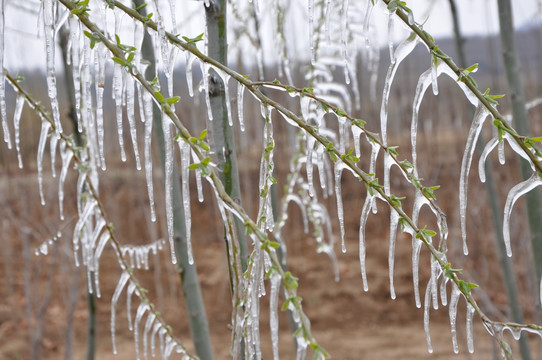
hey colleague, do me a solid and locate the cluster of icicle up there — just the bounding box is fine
[380,1,542,354]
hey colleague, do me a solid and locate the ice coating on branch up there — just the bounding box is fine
[0,0,9,149]
[43,0,62,134]
[38,119,52,206]
[503,174,542,256]
[111,271,131,355]
[13,94,25,168]
[237,83,245,132]
[460,105,490,255]
[162,117,177,264]
[448,284,461,354]
[179,140,194,264]
[381,33,419,146]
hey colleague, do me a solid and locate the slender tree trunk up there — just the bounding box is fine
[59,27,95,360]
[134,2,215,359]
[205,0,248,271]
[497,0,542,314]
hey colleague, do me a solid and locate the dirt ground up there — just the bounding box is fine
[1,124,542,359]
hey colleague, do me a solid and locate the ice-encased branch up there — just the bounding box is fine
[4,70,196,360]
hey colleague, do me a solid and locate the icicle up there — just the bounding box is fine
[200,62,213,121]
[215,71,233,127]
[0,0,9,149]
[380,33,419,145]
[93,234,109,298]
[185,52,195,97]
[387,13,395,64]
[306,136,316,196]
[58,142,72,216]
[412,237,423,308]
[341,0,350,85]
[43,0,62,134]
[49,131,58,178]
[459,105,490,255]
[162,117,177,264]
[113,63,127,162]
[143,92,156,222]
[430,56,439,95]
[237,83,245,132]
[95,43,107,170]
[180,140,194,264]
[69,16,82,133]
[478,137,499,183]
[126,282,137,331]
[388,210,399,299]
[359,193,375,292]
[111,271,130,355]
[126,74,141,170]
[13,94,25,168]
[334,163,346,252]
[37,120,52,206]
[448,284,461,354]
[143,312,156,360]
[424,281,433,353]
[134,303,149,360]
[466,303,475,353]
[324,0,332,41]
[503,174,542,256]
[351,123,363,158]
[269,273,280,360]
[309,0,315,65]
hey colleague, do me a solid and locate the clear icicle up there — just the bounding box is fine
[180,140,194,264]
[95,43,107,170]
[143,92,156,222]
[143,312,156,360]
[424,281,433,353]
[334,163,346,252]
[309,0,315,65]
[269,273,281,360]
[13,94,25,168]
[359,193,374,292]
[478,136,499,183]
[49,132,58,178]
[430,56,439,96]
[162,117,177,264]
[380,33,419,145]
[466,303,475,353]
[113,63,127,162]
[306,136,316,197]
[126,74,141,170]
[38,119,52,206]
[503,174,542,256]
[459,105,490,255]
[58,143,73,221]
[388,13,395,64]
[134,303,149,360]
[185,52,195,97]
[0,0,9,149]
[388,210,399,299]
[237,83,245,132]
[111,271,130,355]
[126,283,137,331]
[448,284,461,354]
[43,0,62,134]
[412,237,423,308]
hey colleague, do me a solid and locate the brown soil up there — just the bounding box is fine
[1,127,541,360]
